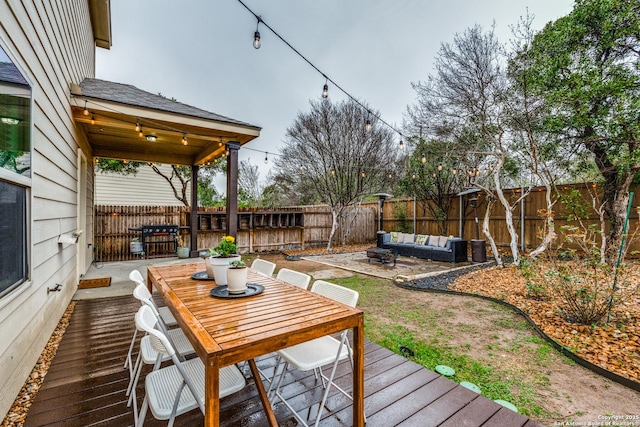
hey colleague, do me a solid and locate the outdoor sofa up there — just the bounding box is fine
[378,232,468,263]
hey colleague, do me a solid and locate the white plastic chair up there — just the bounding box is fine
[128,270,178,327]
[135,305,245,427]
[125,271,178,378]
[251,259,276,277]
[275,268,311,290]
[127,285,197,425]
[268,280,363,427]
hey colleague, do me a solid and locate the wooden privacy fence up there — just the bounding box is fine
[377,182,640,252]
[94,204,376,262]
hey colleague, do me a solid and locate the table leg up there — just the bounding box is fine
[353,318,365,427]
[205,358,220,427]
[248,359,278,427]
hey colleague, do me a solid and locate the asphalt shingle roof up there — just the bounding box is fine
[79,78,259,129]
[0,62,29,87]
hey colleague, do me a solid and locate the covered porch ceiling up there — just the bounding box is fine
[70,78,261,165]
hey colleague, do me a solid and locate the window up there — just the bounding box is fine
[0,45,30,298]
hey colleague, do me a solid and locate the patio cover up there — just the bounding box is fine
[71,78,261,253]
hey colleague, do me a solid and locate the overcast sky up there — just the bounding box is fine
[96,0,574,189]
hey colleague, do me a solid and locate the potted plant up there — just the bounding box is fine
[226,259,248,294]
[176,234,190,259]
[206,235,241,285]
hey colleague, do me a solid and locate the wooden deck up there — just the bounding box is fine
[23,295,543,427]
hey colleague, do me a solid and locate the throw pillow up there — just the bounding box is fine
[390,232,398,243]
[438,236,449,247]
[415,234,428,245]
[427,235,439,246]
[403,233,415,244]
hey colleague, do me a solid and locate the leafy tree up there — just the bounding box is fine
[270,99,399,249]
[95,159,224,207]
[523,0,640,265]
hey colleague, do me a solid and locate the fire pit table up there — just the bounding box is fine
[366,247,397,267]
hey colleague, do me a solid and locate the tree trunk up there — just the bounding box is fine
[601,171,634,266]
[493,162,520,265]
[529,182,556,258]
[327,209,339,251]
[482,197,503,267]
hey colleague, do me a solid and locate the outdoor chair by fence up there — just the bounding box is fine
[134,305,246,427]
[127,284,196,425]
[251,259,276,277]
[268,280,364,427]
[275,268,311,290]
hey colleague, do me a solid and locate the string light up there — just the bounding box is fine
[437,163,443,171]
[264,152,268,164]
[360,171,366,177]
[83,101,89,116]
[365,111,372,132]
[253,17,261,49]
[139,126,143,137]
[452,168,457,175]
[421,153,426,163]
[330,167,336,175]
[182,133,188,145]
[322,77,329,99]
[236,0,404,147]
[399,140,404,150]
[135,120,140,132]
[387,172,393,178]
[91,114,95,125]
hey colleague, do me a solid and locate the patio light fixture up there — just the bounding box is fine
[145,135,157,142]
[83,100,89,115]
[253,18,261,49]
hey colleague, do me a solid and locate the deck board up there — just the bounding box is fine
[23,295,544,427]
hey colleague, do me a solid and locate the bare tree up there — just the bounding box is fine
[238,159,262,205]
[271,99,399,250]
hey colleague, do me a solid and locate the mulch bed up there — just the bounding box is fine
[449,265,640,385]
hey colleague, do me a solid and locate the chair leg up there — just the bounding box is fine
[127,352,142,397]
[137,395,149,427]
[124,329,138,371]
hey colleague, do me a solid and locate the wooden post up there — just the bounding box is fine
[226,141,240,238]
[189,165,199,257]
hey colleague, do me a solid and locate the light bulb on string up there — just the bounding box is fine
[452,168,457,175]
[365,118,372,132]
[135,120,140,132]
[182,133,188,145]
[360,171,366,177]
[91,114,95,125]
[322,77,328,99]
[387,172,393,179]
[399,140,404,150]
[253,17,261,49]
[264,152,268,164]
[421,153,426,163]
[330,167,336,175]
[437,163,443,171]
[412,173,416,179]
[83,101,89,116]
[139,127,144,137]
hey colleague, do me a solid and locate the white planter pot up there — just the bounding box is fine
[227,267,248,294]
[207,255,241,285]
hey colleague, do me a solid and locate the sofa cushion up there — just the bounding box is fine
[402,233,415,244]
[438,236,449,247]
[415,234,428,245]
[390,232,399,243]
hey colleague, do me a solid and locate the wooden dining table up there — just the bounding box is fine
[147,262,365,427]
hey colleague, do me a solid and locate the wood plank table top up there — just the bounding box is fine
[148,262,365,427]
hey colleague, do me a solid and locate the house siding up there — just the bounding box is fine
[96,164,192,206]
[0,0,96,419]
